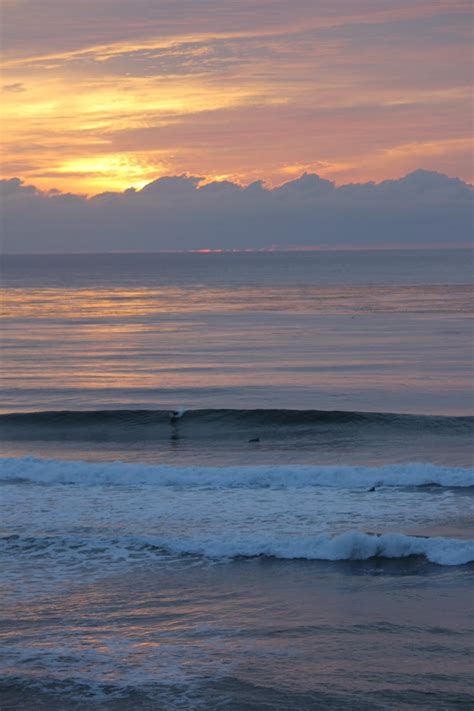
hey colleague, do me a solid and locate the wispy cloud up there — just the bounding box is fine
[2,82,27,93]
[1,0,472,193]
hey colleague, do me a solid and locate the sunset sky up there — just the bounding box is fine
[2,0,472,195]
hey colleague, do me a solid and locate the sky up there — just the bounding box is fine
[1,0,473,196]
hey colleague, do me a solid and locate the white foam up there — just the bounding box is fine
[4,530,472,566]
[170,406,186,419]
[145,531,474,566]
[1,456,473,489]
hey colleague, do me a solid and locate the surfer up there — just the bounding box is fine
[169,407,185,441]
[170,407,185,424]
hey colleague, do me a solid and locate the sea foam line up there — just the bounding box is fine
[0,457,473,489]
[2,530,473,566]
[150,531,474,566]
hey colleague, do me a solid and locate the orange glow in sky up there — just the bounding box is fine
[1,0,472,195]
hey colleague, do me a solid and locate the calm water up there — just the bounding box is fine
[1,250,473,414]
[1,250,473,709]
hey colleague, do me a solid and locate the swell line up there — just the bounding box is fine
[0,408,471,441]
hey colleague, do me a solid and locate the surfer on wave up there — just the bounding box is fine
[170,407,185,424]
[169,407,186,440]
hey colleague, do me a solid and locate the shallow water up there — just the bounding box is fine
[2,558,474,710]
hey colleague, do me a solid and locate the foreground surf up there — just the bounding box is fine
[1,457,473,489]
[2,530,473,566]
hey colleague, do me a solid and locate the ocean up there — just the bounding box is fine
[1,249,473,709]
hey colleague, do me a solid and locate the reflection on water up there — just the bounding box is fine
[3,283,473,319]
[1,250,473,413]
[2,558,474,707]
[1,284,473,414]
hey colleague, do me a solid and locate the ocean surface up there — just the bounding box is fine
[1,250,473,709]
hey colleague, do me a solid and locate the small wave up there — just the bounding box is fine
[0,408,471,441]
[151,531,474,566]
[0,533,171,564]
[1,457,473,489]
[2,531,473,566]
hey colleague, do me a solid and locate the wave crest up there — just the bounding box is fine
[2,530,473,566]
[1,457,473,489]
[152,531,474,566]
[1,408,471,441]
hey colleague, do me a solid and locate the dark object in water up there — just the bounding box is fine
[248,437,260,443]
[368,486,376,492]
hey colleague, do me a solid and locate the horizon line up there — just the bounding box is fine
[2,245,472,257]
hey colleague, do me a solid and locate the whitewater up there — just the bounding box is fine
[2,449,474,707]
[2,456,473,488]
[2,457,473,573]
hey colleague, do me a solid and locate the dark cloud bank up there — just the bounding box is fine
[1,170,472,253]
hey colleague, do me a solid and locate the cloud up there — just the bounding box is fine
[3,1,470,64]
[2,1,472,195]
[1,177,38,197]
[2,83,26,93]
[1,170,471,253]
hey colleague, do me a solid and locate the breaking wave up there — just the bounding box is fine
[148,531,474,566]
[1,456,473,489]
[2,530,473,566]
